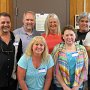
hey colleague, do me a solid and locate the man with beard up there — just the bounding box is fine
[13,11,40,53]
[0,12,22,90]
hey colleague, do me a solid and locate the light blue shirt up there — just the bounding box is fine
[18,54,54,90]
[66,52,77,87]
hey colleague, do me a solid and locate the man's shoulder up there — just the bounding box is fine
[13,27,24,34]
[86,31,90,36]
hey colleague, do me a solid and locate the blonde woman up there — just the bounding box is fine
[17,36,54,90]
[42,14,62,53]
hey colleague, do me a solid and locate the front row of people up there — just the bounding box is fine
[17,25,88,90]
[0,11,89,90]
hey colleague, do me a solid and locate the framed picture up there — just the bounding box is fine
[75,15,79,29]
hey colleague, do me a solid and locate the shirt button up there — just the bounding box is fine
[8,66,9,68]
[8,59,10,60]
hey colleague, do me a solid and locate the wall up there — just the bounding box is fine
[13,0,69,30]
[0,0,13,30]
[0,0,90,30]
[70,0,90,27]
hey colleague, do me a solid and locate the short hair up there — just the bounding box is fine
[62,25,76,35]
[25,36,50,63]
[23,11,35,20]
[78,12,90,23]
[0,12,11,19]
[44,13,61,36]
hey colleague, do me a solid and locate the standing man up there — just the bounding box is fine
[76,12,90,90]
[77,12,90,44]
[0,12,22,90]
[13,11,40,53]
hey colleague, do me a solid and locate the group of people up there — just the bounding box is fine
[0,11,89,90]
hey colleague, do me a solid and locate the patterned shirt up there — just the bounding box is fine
[51,42,88,87]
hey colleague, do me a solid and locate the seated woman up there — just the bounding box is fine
[52,25,88,90]
[17,36,54,90]
[42,14,62,54]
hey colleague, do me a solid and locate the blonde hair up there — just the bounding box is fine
[44,13,61,36]
[25,36,50,63]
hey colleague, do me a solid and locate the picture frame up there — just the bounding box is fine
[75,15,79,29]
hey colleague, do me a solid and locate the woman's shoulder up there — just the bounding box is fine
[51,43,64,56]
[46,54,54,66]
[54,42,64,49]
[20,54,31,60]
[76,43,86,51]
[41,33,46,36]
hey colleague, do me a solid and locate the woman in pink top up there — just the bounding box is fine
[42,14,62,54]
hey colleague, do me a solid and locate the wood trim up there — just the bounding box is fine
[86,0,90,12]
[0,0,7,12]
[0,0,13,30]
[0,0,90,30]
[76,0,84,14]
[70,0,77,26]
[70,0,90,27]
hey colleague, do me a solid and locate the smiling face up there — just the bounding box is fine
[32,41,45,55]
[0,16,11,33]
[79,16,89,32]
[63,30,76,45]
[23,12,35,31]
[48,17,58,34]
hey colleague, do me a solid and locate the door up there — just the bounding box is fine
[13,0,70,30]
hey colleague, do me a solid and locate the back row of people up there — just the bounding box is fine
[0,11,89,90]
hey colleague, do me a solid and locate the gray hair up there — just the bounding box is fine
[78,12,90,23]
